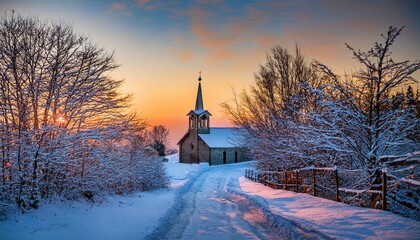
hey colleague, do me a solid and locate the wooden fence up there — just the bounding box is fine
[245,168,391,211]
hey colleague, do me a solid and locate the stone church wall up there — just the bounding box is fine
[209,147,250,165]
[179,131,211,163]
[179,132,197,164]
[197,137,210,163]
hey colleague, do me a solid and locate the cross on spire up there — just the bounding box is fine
[195,71,204,110]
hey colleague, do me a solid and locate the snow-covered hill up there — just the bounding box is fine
[1,154,419,239]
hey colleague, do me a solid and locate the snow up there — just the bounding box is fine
[238,178,419,239]
[338,188,382,194]
[0,154,201,240]
[198,127,243,148]
[187,110,211,116]
[1,154,419,239]
[400,177,420,186]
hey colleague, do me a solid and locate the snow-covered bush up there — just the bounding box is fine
[0,12,167,214]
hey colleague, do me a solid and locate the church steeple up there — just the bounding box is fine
[195,71,203,110]
[186,71,211,134]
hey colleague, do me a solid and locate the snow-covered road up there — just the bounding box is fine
[1,155,419,240]
[148,162,281,239]
[148,159,419,240]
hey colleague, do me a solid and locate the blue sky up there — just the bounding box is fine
[2,0,419,147]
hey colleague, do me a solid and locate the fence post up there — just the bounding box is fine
[284,171,288,190]
[271,172,275,188]
[262,173,265,185]
[334,169,339,202]
[296,170,299,192]
[382,170,387,211]
[312,168,316,196]
[264,172,267,185]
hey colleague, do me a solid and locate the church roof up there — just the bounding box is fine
[187,109,212,116]
[198,128,244,148]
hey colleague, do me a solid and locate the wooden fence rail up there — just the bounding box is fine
[244,168,388,211]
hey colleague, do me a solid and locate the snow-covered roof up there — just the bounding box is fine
[198,128,244,148]
[187,110,212,116]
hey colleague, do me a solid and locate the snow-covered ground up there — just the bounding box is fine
[1,154,419,239]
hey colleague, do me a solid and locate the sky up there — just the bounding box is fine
[1,0,420,148]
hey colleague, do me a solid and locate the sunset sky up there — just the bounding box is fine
[2,0,420,148]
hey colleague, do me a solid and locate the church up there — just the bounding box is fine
[178,73,250,165]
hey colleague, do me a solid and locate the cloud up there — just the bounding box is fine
[134,0,152,10]
[110,2,125,11]
[134,0,179,11]
[170,3,266,65]
[167,0,420,71]
[175,49,195,61]
[109,2,131,15]
[253,34,282,48]
[195,0,224,3]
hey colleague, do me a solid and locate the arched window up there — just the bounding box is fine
[223,151,227,164]
[190,116,196,129]
[201,115,207,128]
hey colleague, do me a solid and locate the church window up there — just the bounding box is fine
[199,115,207,128]
[223,151,227,164]
[235,151,238,163]
[190,116,196,129]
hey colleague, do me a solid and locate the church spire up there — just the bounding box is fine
[195,71,204,110]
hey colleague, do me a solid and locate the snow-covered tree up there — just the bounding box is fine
[222,45,326,170]
[223,26,418,215]
[0,12,167,213]
[314,26,419,188]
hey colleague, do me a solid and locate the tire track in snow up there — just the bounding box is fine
[147,164,277,240]
[215,173,275,240]
[144,165,210,240]
[226,176,334,240]
[146,162,331,240]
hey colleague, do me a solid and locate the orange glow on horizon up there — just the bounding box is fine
[4,0,419,149]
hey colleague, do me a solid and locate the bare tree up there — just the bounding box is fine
[0,12,166,212]
[147,125,170,156]
[222,45,325,170]
[223,27,419,176]
[222,27,418,214]
[313,26,419,198]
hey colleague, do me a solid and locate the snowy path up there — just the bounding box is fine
[148,162,334,240]
[148,163,277,239]
[1,156,419,240]
[148,160,419,240]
